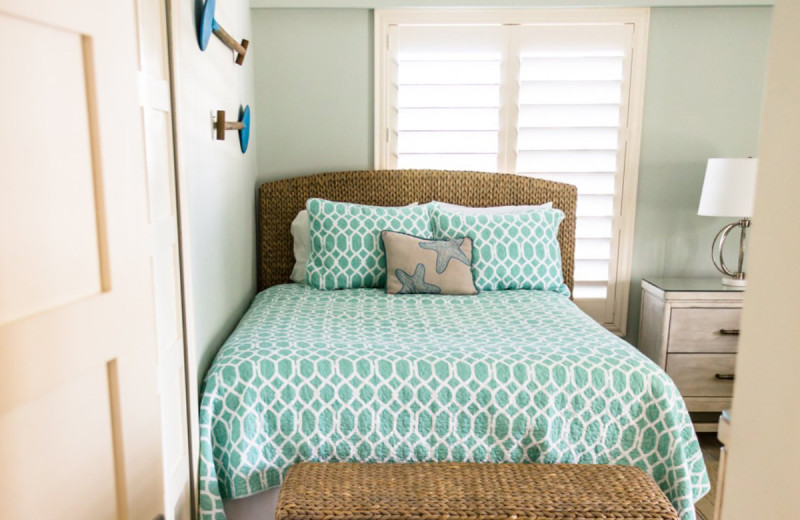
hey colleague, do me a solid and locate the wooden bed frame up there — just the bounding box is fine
[258,169,577,293]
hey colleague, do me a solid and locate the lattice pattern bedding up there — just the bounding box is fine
[199,284,709,520]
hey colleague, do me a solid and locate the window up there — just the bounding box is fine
[375,9,649,335]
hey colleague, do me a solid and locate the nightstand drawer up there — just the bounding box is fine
[667,308,741,353]
[666,354,736,397]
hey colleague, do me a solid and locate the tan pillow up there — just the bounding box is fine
[381,230,478,295]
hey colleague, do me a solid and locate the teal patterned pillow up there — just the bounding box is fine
[306,199,433,290]
[430,204,569,295]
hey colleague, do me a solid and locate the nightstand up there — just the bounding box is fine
[637,277,744,431]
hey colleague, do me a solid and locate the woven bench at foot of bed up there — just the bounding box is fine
[275,462,680,520]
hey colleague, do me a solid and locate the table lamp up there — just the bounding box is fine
[698,158,758,286]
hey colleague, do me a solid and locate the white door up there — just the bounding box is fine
[134,0,192,518]
[0,0,171,518]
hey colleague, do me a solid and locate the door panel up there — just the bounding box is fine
[0,366,118,520]
[0,14,105,325]
[0,0,171,518]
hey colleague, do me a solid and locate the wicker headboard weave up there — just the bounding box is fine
[258,169,577,293]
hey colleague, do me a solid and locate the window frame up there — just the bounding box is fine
[374,8,650,336]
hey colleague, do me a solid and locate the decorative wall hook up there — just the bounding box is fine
[198,0,249,65]
[214,105,251,153]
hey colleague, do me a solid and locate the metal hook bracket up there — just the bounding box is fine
[198,0,249,65]
[213,105,251,153]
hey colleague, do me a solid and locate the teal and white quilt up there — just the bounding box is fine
[199,284,709,520]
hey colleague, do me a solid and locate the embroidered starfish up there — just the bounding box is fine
[396,263,441,294]
[419,238,470,274]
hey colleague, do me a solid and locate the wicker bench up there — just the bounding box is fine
[276,462,679,520]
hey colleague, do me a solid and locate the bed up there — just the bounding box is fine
[198,170,709,520]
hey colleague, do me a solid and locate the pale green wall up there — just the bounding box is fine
[626,6,771,343]
[251,6,772,344]
[252,9,373,178]
[252,1,773,7]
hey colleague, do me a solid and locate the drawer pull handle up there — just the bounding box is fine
[715,373,736,381]
[719,329,740,336]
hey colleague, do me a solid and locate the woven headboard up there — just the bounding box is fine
[258,169,577,292]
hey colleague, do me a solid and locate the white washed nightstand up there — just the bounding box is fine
[637,278,744,431]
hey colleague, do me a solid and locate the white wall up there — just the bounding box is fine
[172,0,258,383]
[170,1,257,512]
[722,0,800,517]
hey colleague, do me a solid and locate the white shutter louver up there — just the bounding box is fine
[396,53,502,171]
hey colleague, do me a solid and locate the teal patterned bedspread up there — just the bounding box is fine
[199,284,709,520]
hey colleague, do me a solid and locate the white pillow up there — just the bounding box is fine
[290,210,312,283]
[431,201,553,214]
[289,202,419,284]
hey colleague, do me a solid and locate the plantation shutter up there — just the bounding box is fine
[514,25,635,314]
[382,16,645,332]
[389,26,506,172]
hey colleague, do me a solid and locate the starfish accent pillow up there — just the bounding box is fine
[381,231,478,295]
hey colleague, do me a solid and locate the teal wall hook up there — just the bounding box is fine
[198,0,249,65]
[214,105,251,153]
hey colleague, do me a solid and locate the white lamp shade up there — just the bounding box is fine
[698,158,758,217]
